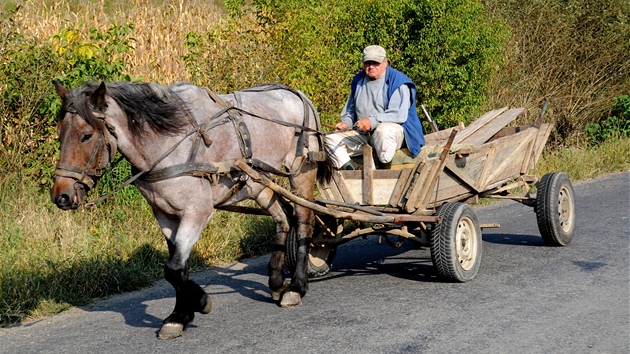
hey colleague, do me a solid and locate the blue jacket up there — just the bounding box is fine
[350,67,425,156]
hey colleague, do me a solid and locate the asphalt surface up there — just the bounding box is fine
[1,172,628,354]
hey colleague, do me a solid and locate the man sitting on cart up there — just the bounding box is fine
[326,45,425,170]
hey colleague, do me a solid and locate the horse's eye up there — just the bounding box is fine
[81,134,93,143]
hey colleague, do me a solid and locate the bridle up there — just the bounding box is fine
[54,107,118,191]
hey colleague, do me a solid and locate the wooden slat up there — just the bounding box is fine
[362,145,375,205]
[459,108,525,146]
[483,129,536,184]
[520,134,536,174]
[413,130,457,210]
[373,169,403,178]
[332,170,356,204]
[444,158,482,193]
[402,160,433,211]
[477,143,497,191]
[453,107,508,144]
[424,127,458,146]
[531,123,553,168]
[389,167,413,207]
[408,162,437,211]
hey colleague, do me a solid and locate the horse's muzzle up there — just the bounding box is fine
[51,177,86,210]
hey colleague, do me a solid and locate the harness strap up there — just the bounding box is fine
[205,88,253,159]
[140,157,294,183]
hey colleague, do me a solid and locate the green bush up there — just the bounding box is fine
[586,95,630,145]
[184,0,508,128]
[486,0,629,144]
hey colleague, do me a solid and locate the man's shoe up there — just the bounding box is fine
[340,160,359,170]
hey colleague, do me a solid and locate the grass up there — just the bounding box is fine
[535,136,630,181]
[0,169,275,325]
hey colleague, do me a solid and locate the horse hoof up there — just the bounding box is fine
[271,281,289,301]
[271,290,282,301]
[158,322,184,340]
[200,294,212,314]
[280,291,302,308]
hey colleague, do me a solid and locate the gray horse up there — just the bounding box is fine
[50,80,334,339]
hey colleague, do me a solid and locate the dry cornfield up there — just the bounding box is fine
[12,0,223,84]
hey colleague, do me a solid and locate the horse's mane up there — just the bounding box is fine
[61,81,188,137]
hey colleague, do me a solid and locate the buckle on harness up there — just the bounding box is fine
[308,151,327,162]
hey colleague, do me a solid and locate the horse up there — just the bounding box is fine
[50,80,334,339]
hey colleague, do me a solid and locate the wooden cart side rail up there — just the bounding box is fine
[235,160,440,224]
[406,129,458,213]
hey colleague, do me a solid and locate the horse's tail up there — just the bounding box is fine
[316,141,335,185]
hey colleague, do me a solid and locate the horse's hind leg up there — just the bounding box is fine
[254,188,291,302]
[155,211,212,340]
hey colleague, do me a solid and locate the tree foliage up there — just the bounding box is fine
[184,0,509,128]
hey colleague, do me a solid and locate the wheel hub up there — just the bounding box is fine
[456,217,478,271]
[558,186,574,232]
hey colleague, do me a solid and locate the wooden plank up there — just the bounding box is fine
[488,125,529,141]
[403,160,433,211]
[444,158,482,193]
[362,145,375,205]
[340,170,362,179]
[389,167,413,207]
[407,161,436,211]
[484,129,536,185]
[477,143,497,191]
[332,170,356,204]
[520,134,536,174]
[531,123,553,168]
[371,179,400,205]
[413,130,457,210]
[424,127,458,146]
[459,108,525,146]
[453,107,508,144]
[373,169,403,179]
[398,157,429,208]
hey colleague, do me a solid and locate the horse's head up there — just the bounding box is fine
[50,81,118,210]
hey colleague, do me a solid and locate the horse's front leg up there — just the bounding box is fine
[155,211,212,340]
[254,188,293,303]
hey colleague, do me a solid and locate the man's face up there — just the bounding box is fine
[363,59,387,80]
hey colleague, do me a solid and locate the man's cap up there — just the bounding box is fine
[363,45,386,63]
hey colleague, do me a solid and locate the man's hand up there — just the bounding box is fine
[355,118,372,132]
[334,122,350,131]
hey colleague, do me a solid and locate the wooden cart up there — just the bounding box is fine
[238,106,576,282]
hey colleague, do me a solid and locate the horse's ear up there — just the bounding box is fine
[90,82,108,109]
[53,80,67,99]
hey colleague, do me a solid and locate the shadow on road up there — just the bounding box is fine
[482,232,545,246]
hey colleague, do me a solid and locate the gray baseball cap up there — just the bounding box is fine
[363,45,387,63]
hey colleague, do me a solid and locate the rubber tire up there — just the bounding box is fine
[430,202,482,282]
[535,172,576,246]
[286,226,337,278]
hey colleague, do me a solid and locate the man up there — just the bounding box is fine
[326,45,425,169]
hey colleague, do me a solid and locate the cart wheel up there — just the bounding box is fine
[286,225,337,278]
[535,172,576,246]
[430,202,482,282]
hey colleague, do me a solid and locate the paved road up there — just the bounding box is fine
[1,172,628,353]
